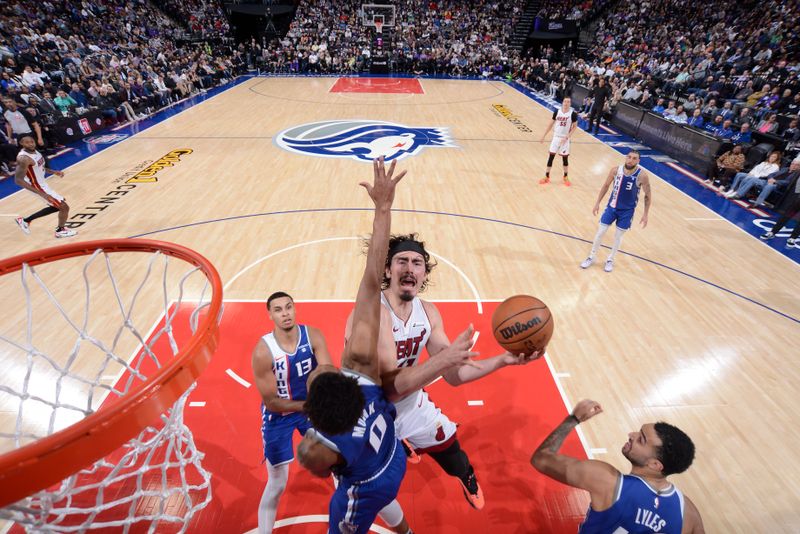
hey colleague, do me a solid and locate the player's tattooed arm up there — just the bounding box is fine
[531,400,617,501]
[536,414,580,456]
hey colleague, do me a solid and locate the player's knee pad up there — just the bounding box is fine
[378,499,405,527]
[562,155,569,167]
[429,439,470,478]
[546,153,556,167]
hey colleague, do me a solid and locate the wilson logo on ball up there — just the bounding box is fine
[499,317,542,340]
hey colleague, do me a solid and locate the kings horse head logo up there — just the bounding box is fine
[274,120,456,162]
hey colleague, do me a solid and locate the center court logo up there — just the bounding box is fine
[274,120,455,162]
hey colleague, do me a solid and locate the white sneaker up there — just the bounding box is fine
[580,256,594,269]
[15,217,30,235]
[604,259,614,272]
[55,227,77,238]
[788,238,798,247]
[760,232,775,240]
[725,190,738,198]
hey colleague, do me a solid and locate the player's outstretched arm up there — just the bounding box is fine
[342,157,405,382]
[540,118,555,142]
[531,400,618,506]
[380,320,481,401]
[422,301,539,387]
[344,303,475,400]
[593,166,616,215]
[639,171,652,228]
[251,340,305,414]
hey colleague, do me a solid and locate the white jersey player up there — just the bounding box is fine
[539,96,579,186]
[13,134,76,238]
[346,234,541,518]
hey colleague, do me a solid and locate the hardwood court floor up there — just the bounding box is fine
[1,77,799,532]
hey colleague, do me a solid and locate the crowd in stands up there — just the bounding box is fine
[518,0,800,209]
[152,0,230,39]
[0,0,245,175]
[536,0,612,21]
[573,0,799,142]
[255,0,527,77]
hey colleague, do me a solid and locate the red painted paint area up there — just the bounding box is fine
[13,302,589,533]
[330,78,424,94]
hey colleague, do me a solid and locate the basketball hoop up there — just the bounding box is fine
[0,239,222,531]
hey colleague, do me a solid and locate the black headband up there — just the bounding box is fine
[388,240,426,260]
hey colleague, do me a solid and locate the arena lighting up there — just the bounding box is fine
[644,349,735,405]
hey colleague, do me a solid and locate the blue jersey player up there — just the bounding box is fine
[532,399,705,534]
[251,292,333,533]
[297,157,409,534]
[580,150,652,272]
[297,157,471,534]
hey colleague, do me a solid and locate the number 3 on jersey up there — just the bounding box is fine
[368,414,388,453]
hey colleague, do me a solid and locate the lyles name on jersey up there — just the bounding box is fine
[635,507,668,532]
[395,328,427,367]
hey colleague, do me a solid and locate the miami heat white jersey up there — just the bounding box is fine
[552,108,575,138]
[380,292,457,451]
[18,148,46,184]
[380,293,431,369]
[18,148,64,205]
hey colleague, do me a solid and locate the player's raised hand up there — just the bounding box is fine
[360,156,407,209]
[501,349,544,365]
[571,399,603,423]
[438,324,481,370]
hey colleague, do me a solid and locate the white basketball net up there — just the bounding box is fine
[0,247,216,532]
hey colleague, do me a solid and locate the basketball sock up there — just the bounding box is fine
[429,439,470,480]
[24,206,59,224]
[589,224,610,258]
[258,462,289,534]
[608,227,627,260]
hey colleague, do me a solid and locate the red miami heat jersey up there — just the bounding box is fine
[381,293,431,369]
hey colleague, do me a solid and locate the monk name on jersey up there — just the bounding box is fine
[352,400,386,442]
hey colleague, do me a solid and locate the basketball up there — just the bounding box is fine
[491,295,554,356]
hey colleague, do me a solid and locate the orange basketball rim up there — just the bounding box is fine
[0,239,223,508]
